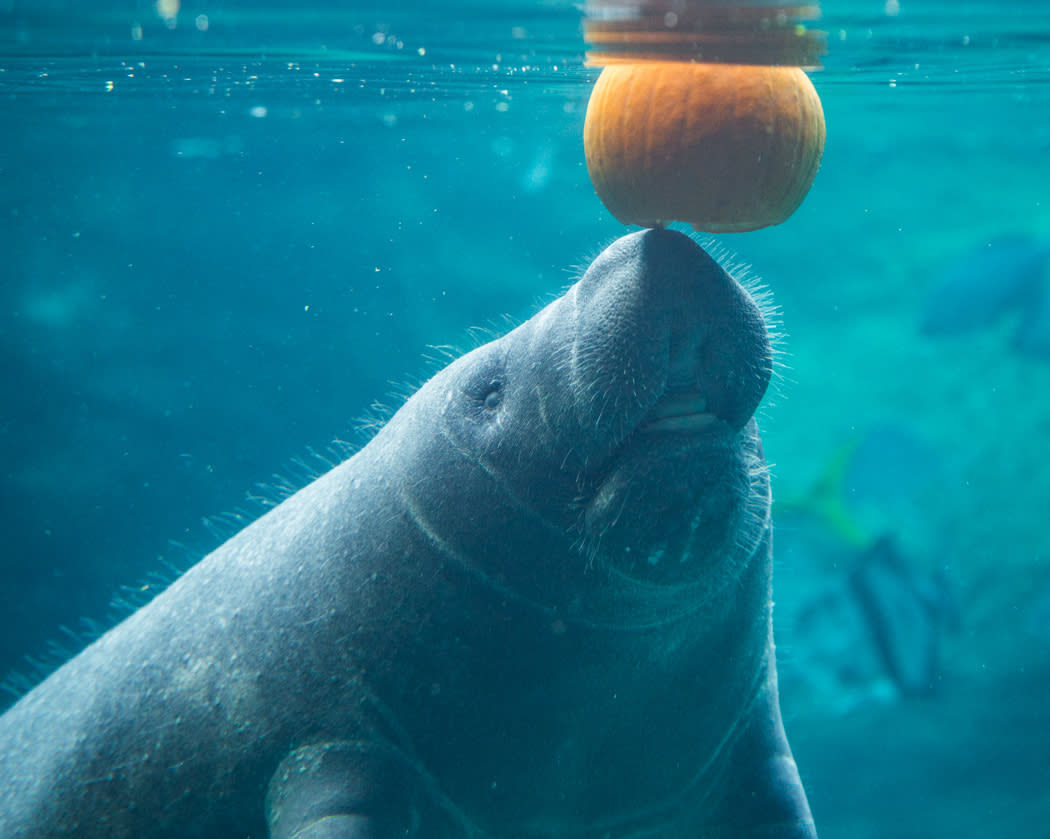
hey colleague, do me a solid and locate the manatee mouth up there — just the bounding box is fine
[585,388,754,590]
[640,390,720,433]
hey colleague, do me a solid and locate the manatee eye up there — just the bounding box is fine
[460,352,506,420]
[482,381,503,411]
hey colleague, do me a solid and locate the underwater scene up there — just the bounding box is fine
[1,1,1049,837]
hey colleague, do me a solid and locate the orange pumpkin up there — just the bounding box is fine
[583,63,826,233]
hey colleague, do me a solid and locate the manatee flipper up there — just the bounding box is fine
[709,666,817,839]
[266,743,429,839]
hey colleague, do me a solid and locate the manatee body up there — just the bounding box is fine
[0,229,816,839]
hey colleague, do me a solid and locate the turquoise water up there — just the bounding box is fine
[2,1,1050,836]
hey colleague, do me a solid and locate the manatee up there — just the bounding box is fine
[0,228,816,839]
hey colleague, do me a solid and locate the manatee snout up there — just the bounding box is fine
[572,228,772,436]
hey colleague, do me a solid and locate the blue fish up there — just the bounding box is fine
[849,535,956,698]
[1015,280,1050,358]
[919,234,1050,337]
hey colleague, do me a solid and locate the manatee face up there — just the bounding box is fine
[435,228,772,592]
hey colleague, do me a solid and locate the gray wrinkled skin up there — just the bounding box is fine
[0,229,816,839]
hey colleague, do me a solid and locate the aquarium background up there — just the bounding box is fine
[2,1,1049,836]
